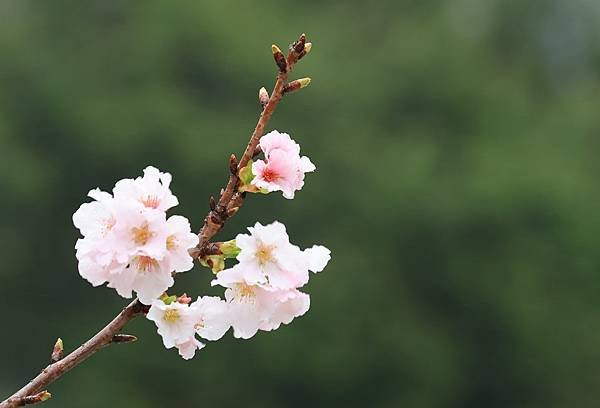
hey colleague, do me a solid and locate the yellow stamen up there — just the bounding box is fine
[134,256,158,273]
[132,222,153,245]
[255,244,275,265]
[166,235,177,251]
[236,283,256,299]
[163,309,180,323]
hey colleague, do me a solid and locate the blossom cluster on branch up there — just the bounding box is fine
[1,33,321,407]
[73,131,330,360]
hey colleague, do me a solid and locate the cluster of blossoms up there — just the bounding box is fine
[73,166,199,304]
[73,132,330,360]
[212,222,329,339]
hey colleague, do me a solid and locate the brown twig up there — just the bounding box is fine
[1,33,311,407]
[193,33,310,256]
[0,300,147,408]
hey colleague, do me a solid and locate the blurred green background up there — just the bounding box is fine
[2,0,600,407]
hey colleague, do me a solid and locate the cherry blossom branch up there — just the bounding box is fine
[192,33,311,255]
[0,300,147,408]
[1,33,311,407]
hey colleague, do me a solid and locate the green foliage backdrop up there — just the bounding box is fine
[2,1,600,407]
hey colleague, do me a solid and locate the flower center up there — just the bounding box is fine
[163,309,180,323]
[102,217,116,235]
[132,222,153,245]
[236,283,256,299]
[133,256,158,273]
[141,195,161,209]
[166,235,177,251]
[255,244,275,265]
[262,166,280,182]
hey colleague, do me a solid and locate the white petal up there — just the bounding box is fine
[304,245,331,273]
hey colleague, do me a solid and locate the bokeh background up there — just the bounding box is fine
[2,0,600,407]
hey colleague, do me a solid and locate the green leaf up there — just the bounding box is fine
[162,295,177,305]
[239,160,254,186]
[220,239,241,258]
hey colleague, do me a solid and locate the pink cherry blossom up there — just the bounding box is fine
[107,256,173,305]
[232,221,331,289]
[73,167,198,305]
[212,265,310,339]
[113,166,178,211]
[165,215,200,273]
[190,296,230,341]
[147,297,230,359]
[176,337,205,360]
[147,300,198,349]
[251,130,316,199]
[258,130,301,156]
[146,300,206,359]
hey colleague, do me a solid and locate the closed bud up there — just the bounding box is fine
[293,33,306,53]
[298,42,312,60]
[111,334,138,344]
[298,77,311,88]
[177,293,192,304]
[229,154,238,174]
[258,87,269,107]
[283,77,311,94]
[271,44,287,72]
[23,391,52,405]
[51,338,64,363]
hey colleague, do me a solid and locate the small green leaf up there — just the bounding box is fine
[162,295,177,305]
[220,239,241,258]
[239,160,255,186]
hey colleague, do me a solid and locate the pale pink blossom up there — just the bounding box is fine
[258,130,300,156]
[251,130,315,199]
[113,166,178,211]
[165,215,200,273]
[232,221,331,289]
[73,167,197,305]
[72,189,117,240]
[147,300,206,359]
[212,266,310,339]
[110,202,169,262]
[147,297,230,359]
[107,256,173,305]
[147,300,198,348]
[190,296,230,341]
[176,337,205,360]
